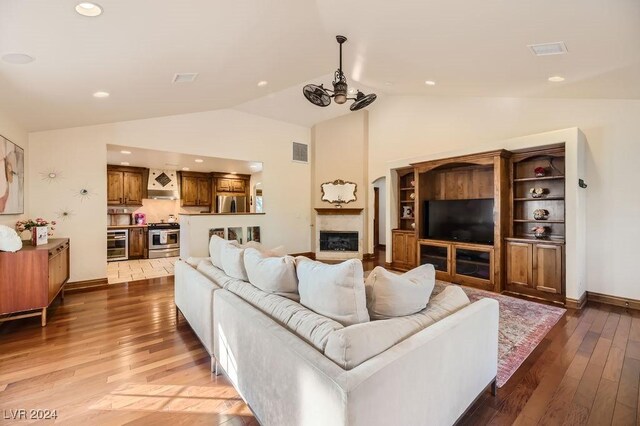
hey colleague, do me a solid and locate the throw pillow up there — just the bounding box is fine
[242,241,286,257]
[221,243,248,281]
[365,264,436,319]
[296,257,369,326]
[243,248,298,294]
[209,235,239,269]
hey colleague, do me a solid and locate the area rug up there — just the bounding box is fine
[432,281,566,387]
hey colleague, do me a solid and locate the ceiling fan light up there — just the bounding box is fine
[333,81,348,104]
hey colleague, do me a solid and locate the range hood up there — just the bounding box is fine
[147,169,179,200]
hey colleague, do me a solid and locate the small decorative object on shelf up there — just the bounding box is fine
[401,205,414,219]
[533,209,549,220]
[529,187,547,198]
[410,179,415,187]
[531,226,550,239]
[411,222,416,229]
[409,192,415,200]
[16,218,56,246]
[534,166,547,177]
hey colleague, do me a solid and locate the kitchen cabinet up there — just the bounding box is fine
[107,166,146,206]
[505,239,564,301]
[129,227,146,258]
[216,178,246,193]
[180,172,212,207]
[0,239,70,327]
[391,230,417,271]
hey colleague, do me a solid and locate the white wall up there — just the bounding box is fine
[0,111,28,228]
[29,109,310,282]
[368,96,640,300]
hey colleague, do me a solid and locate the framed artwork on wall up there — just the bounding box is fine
[228,227,243,244]
[0,135,24,215]
[209,228,225,239]
[247,226,261,243]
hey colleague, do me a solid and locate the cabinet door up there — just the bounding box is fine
[406,233,417,267]
[392,232,407,265]
[181,176,199,207]
[123,171,143,205]
[48,252,62,301]
[533,244,563,294]
[197,178,211,206]
[129,228,145,258]
[453,245,493,286]
[419,241,450,277]
[107,171,124,205]
[506,241,532,288]
[231,179,245,193]
[216,178,232,192]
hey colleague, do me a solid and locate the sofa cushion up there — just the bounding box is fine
[196,259,236,289]
[209,235,239,269]
[296,257,369,326]
[224,279,343,351]
[324,285,470,369]
[221,243,249,281]
[242,241,286,257]
[244,248,298,295]
[365,264,436,319]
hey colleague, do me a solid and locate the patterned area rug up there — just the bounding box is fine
[432,281,566,387]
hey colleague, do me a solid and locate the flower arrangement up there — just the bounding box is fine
[531,226,550,239]
[534,166,546,177]
[529,187,547,198]
[16,218,56,236]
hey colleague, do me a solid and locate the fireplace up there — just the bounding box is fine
[319,231,359,252]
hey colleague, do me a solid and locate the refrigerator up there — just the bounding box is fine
[217,195,247,213]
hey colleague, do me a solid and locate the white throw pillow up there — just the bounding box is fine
[296,257,369,326]
[209,235,239,269]
[365,264,436,319]
[221,243,248,281]
[243,248,298,294]
[242,241,286,257]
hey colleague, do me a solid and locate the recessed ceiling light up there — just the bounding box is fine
[425,80,436,86]
[194,159,204,163]
[93,91,110,98]
[120,162,130,166]
[257,80,268,87]
[528,42,567,56]
[1,53,35,64]
[548,76,565,82]
[120,150,131,154]
[75,2,103,17]
[173,73,198,83]
[182,167,190,171]
[384,81,393,86]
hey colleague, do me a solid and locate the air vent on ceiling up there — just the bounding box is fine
[528,42,568,56]
[173,73,199,83]
[292,142,308,163]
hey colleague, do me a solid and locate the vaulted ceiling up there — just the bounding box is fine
[1,0,639,131]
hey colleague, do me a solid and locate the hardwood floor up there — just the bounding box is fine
[1,273,639,425]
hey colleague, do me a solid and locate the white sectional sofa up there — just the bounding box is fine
[174,244,499,426]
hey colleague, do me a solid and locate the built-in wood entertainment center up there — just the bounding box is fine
[392,144,567,304]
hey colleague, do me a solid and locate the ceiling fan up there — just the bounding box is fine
[303,35,377,111]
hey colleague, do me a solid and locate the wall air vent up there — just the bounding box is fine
[292,142,308,163]
[528,42,568,56]
[173,73,199,83]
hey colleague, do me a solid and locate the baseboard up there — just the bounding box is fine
[65,278,108,292]
[289,252,315,260]
[587,291,640,310]
[363,253,375,260]
[565,292,587,309]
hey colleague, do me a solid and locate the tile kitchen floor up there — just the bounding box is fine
[107,257,179,284]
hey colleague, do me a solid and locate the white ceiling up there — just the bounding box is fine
[106,144,262,175]
[2,0,640,131]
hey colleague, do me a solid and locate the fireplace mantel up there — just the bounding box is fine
[314,208,363,216]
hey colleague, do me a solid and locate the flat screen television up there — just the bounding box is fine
[423,199,495,245]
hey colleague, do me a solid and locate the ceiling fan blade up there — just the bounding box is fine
[350,92,377,111]
[303,84,332,107]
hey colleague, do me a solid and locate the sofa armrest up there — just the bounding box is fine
[339,298,499,426]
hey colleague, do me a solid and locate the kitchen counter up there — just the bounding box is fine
[107,225,148,229]
[179,212,266,216]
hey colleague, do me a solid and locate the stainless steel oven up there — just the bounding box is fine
[147,223,180,258]
[107,229,129,262]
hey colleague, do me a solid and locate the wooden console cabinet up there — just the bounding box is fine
[391,230,416,271]
[506,239,564,302]
[0,238,70,326]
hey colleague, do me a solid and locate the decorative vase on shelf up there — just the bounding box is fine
[534,166,547,178]
[529,187,547,198]
[533,209,549,220]
[409,192,415,200]
[531,226,550,239]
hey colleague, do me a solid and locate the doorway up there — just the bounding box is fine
[372,177,386,250]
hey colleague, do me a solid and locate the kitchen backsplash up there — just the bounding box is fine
[108,199,205,224]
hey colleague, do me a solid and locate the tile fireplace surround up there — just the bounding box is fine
[315,208,364,261]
